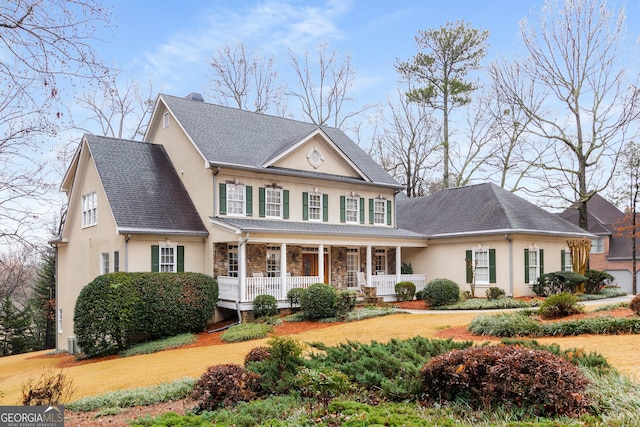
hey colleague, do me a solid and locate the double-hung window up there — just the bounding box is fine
[374,248,387,274]
[101,252,110,274]
[525,247,543,284]
[160,246,175,272]
[561,249,573,272]
[591,237,604,253]
[465,247,496,284]
[308,193,322,221]
[228,245,238,277]
[373,199,386,225]
[265,188,282,218]
[266,246,281,277]
[474,249,489,283]
[345,197,359,223]
[82,192,97,227]
[151,245,184,272]
[227,184,246,216]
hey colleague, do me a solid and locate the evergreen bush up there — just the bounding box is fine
[300,283,337,319]
[246,336,305,394]
[584,270,614,294]
[539,292,583,319]
[533,271,587,296]
[286,287,305,308]
[421,278,460,307]
[252,294,278,318]
[485,286,506,300]
[394,282,416,301]
[334,289,356,318]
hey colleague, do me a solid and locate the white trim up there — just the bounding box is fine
[265,187,283,219]
[308,191,322,222]
[226,183,246,217]
[345,196,359,224]
[373,198,386,225]
[159,244,178,272]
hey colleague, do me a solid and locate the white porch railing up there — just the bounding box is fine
[217,274,426,303]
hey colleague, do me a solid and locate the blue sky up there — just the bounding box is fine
[96,0,564,111]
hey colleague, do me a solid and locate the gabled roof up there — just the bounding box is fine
[84,135,208,236]
[397,183,591,239]
[153,94,401,188]
[558,193,624,235]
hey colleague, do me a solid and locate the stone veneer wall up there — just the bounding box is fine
[287,245,303,276]
[213,243,228,277]
[246,244,266,276]
[331,246,347,288]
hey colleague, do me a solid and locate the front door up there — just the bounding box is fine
[302,253,330,283]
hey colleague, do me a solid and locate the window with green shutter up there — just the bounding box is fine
[219,183,226,215]
[359,197,365,224]
[151,245,184,272]
[302,192,309,221]
[386,200,392,226]
[246,186,253,216]
[323,194,329,222]
[525,248,543,284]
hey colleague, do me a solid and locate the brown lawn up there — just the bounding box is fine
[1,302,637,426]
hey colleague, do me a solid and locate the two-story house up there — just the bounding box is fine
[51,93,593,353]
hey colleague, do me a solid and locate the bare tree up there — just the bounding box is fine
[492,0,640,229]
[396,21,489,189]
[207,42,283,114]
[288,42,372,130]
[373,89,441,197]
[74,78,155,140]
[0,1,112,246]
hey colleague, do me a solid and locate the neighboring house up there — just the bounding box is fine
[559,193,638,293]
[397,183,592,298]
[51,93,593,353]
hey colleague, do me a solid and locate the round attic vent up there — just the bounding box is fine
[307,146,324,168]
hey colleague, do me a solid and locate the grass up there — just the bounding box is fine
[220,322,273,343]
[576,286,627,301]
[120,334,197,357]
[432,297,535,310]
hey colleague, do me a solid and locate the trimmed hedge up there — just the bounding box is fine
[422,278,460,307]
[253,294,278,318]
[74,272,217,357]
[395,281,416,302]
[300,283,337,319]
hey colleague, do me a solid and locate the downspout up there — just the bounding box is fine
[124,234,131,272]
[505,234,513,297]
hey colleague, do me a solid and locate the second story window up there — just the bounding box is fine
[345,196,359,223]
[227,184,246,216]
[373,199,386,225]
[265,188,282,218]
[82,192,97,227]
[308,193,322,221]
[591,237,604,253]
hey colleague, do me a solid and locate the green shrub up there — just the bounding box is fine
[468,312,544,337]
[539,292,584,319]
[422,278,460,307]
[415,288,428,301]
[585,270,614,294]
[220,323,273,343]
[286,288,305,308]
[74,272,217,357]
[485,286,506,300]
[630,294,640,316]
[334,289,356,318]
[420,345,591,417]
[297,367,351,404]
[394,281,416,301]
[300,283,337,319]
[252,294,278,318]
[246,336,305,394]
[533,271,587,296]
[400,262,413,274]
[190,364,261,412]
[434,297,532,310]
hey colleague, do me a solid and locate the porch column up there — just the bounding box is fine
[396,246,402,284]
[318,244,324,284]
[239,239,247,302]
[366,245,372,287]
[280,243,287,300]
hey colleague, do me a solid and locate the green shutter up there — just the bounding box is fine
[465,250,473,283]
[177,246,184,272]
[489,249,496,283]
[151,245,159,272]
[340,196,346,223]
[539,249,544,275]
[561,250,566,272]
[369,198,374,224]
[302,192,309,221]
[259,187,265,217]
[323,194,329,222]
[524,249,529,283]
[246,186,253,216]
[219,183,226,215]
[283,190,289,219]
[360,197,365,224]
[386,200,392,226]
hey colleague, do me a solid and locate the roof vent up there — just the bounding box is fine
[185,92,204,102]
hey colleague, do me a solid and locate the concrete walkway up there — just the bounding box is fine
[401,294,634,315]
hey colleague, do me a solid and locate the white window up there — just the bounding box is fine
[563,249,573,272]
[57,308,62,334]
[266,246,281,277]
[346,248,359,288]
[228,245,238,277]
[474,248,490,284]
[227,184,246,216]
[308,193,322,221]
[345,196,359,223]
[528,248,540,284]
[374,199,386,225]
[591,237,604,253]
[101,252,110,274]
[374,248,387,274]
[163,112,170,128]
[265,188,282,218]
[160,246,176,272]
[82,192,97,227]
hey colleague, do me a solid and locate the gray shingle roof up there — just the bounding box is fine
[213,217,425,239]
[85,135,208,235]
[397,183,591,238]
[159,94,400,188]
